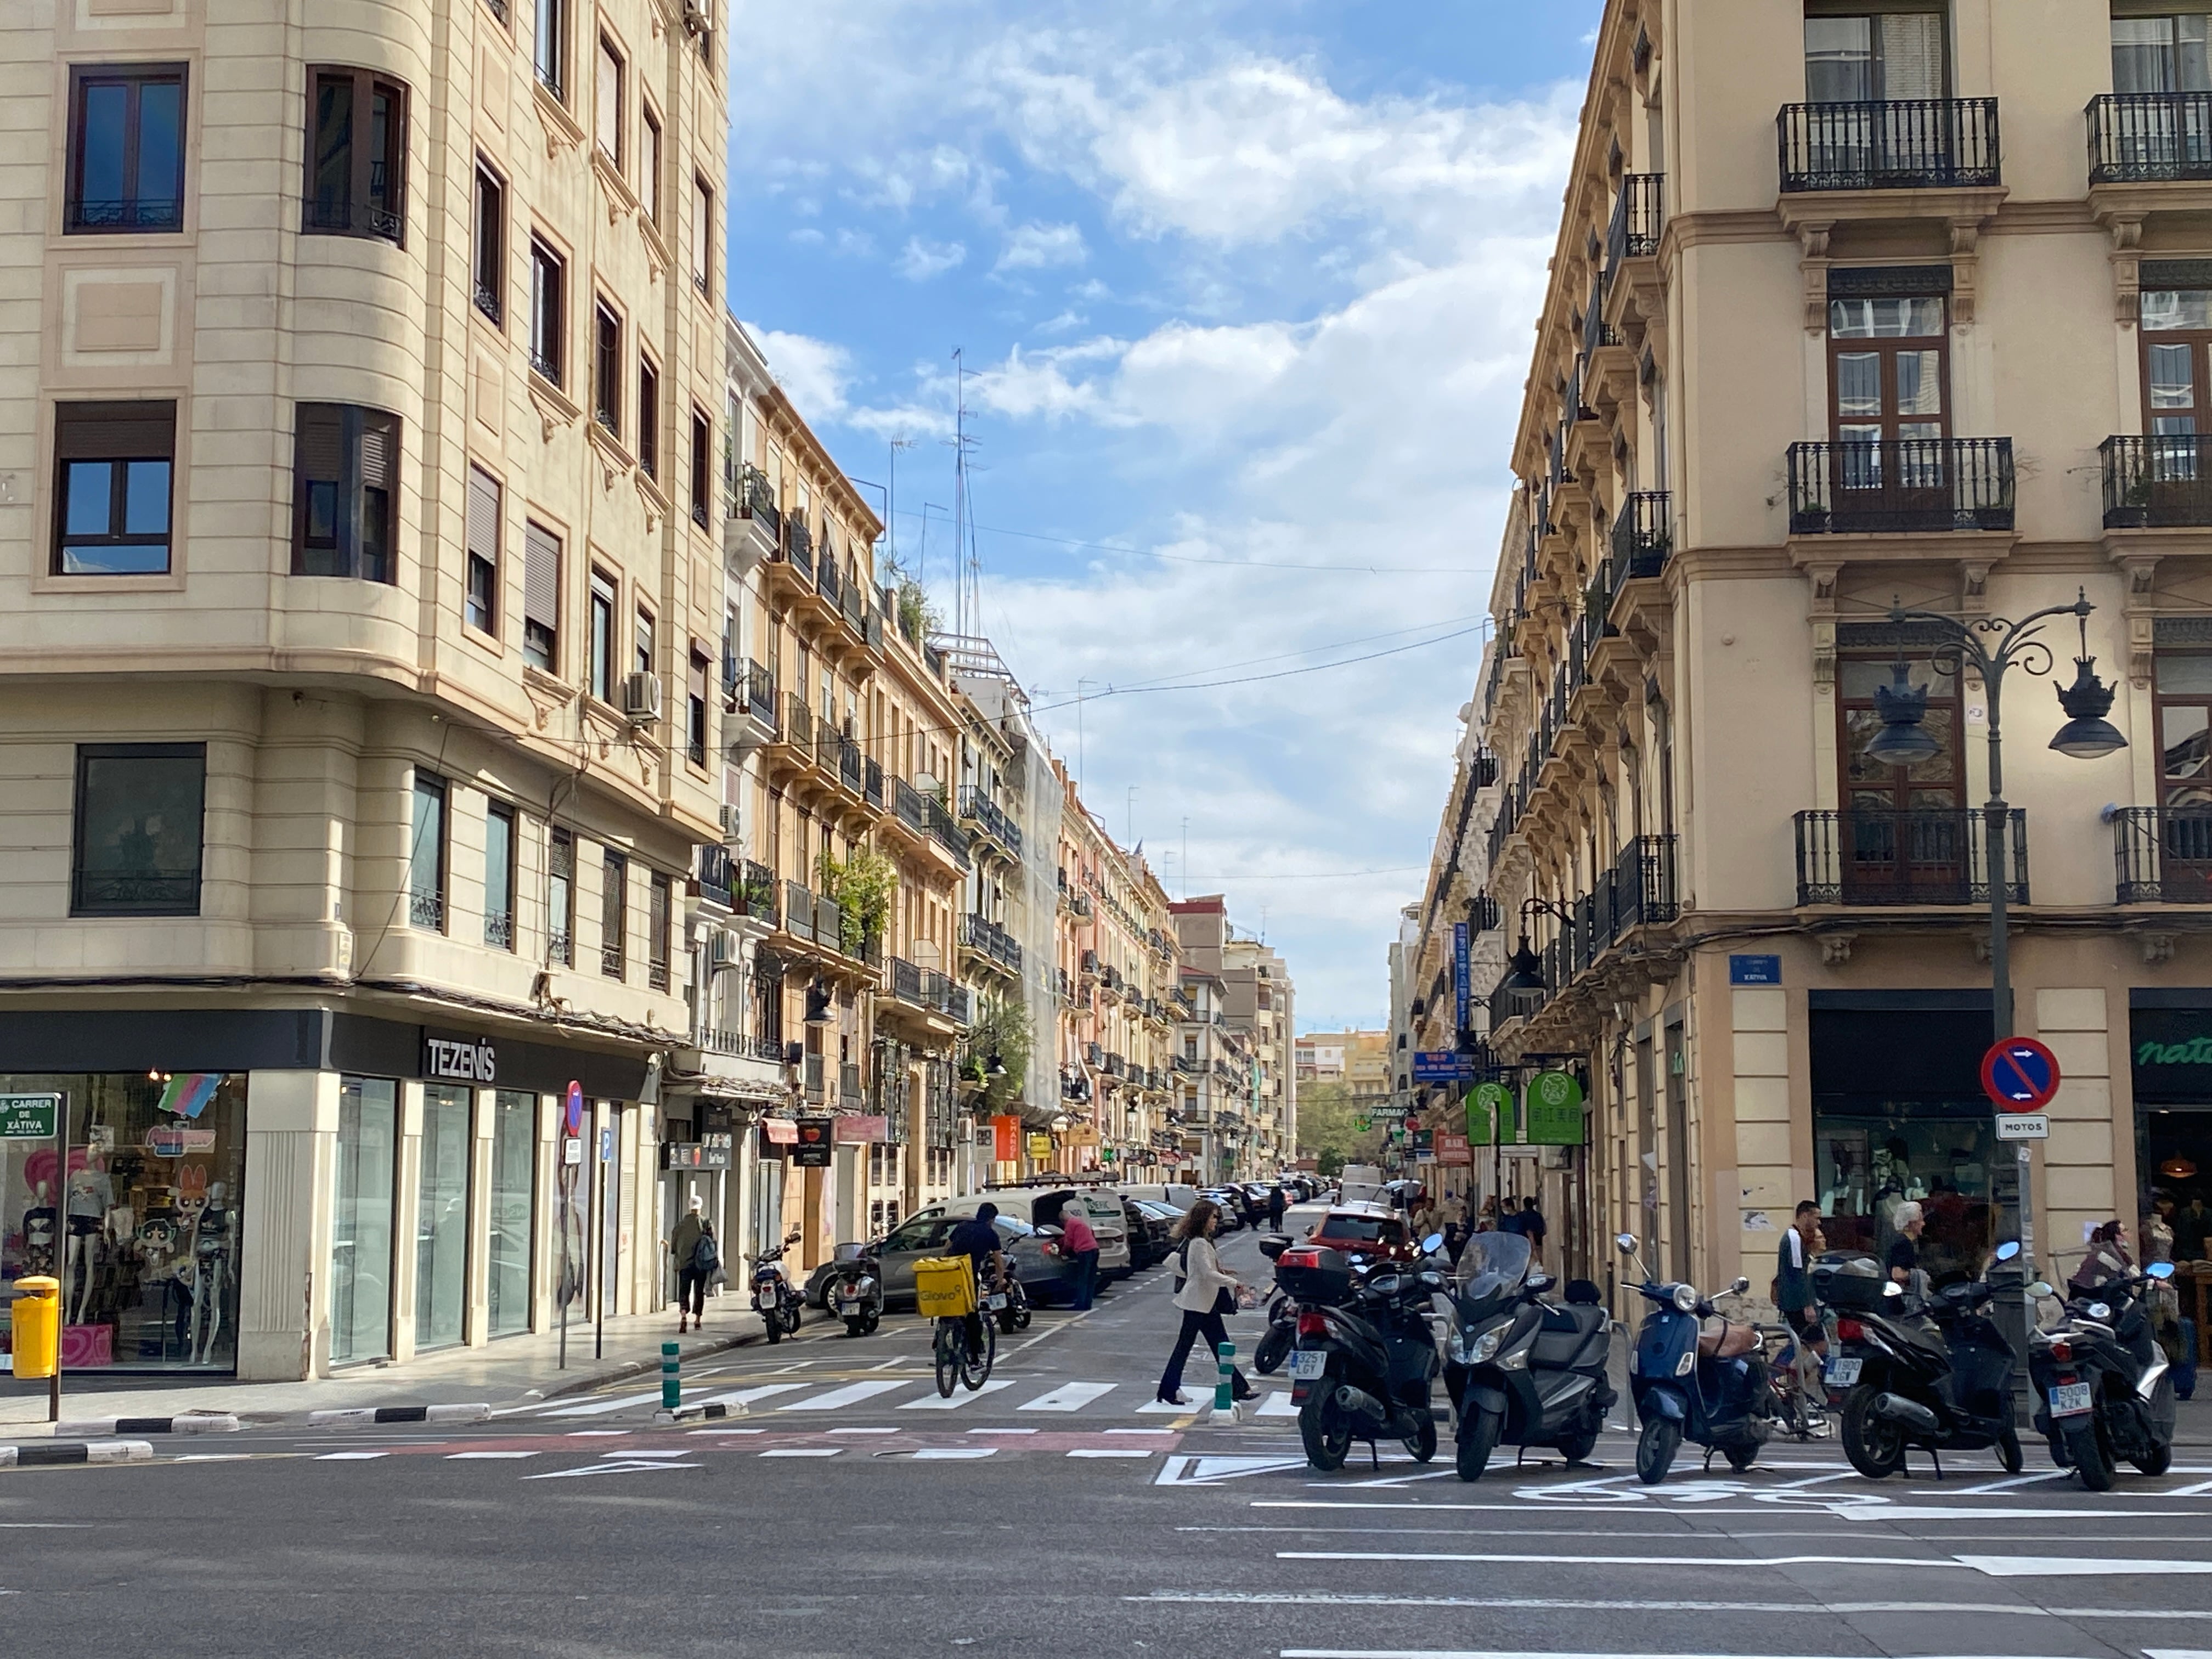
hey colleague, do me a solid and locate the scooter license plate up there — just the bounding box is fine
[1825,1357,1863,1387]
[986,1293,1008,1310]
[1288,1350,1329,1381]
[838,1296,860,1310]
[2048,1382,2094,1418]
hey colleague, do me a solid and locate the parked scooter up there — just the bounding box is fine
[1437,1229,1616,1480]
[1275,1231,1449,1471]
[749,1228,805,1344]
[2028,1255,2179,1490]
[1818,1242,2024,1479]
[1254,1253,1298,1375]
[1618,1232,1779,1483]
[826,1242,883,1338]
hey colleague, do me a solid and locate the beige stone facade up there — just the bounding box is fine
[1440,0,2212,1320]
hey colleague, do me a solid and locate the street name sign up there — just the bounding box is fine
[1411,1051,1477,1084]
[0,1094,59,1139]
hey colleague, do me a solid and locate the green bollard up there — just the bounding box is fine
[1215,1341,1235,1412]
[662,1340,681,1412]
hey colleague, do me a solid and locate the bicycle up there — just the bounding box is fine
[930,1270,1000,1397]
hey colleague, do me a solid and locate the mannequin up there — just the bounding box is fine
[21,1181,58,1276]
[65,1152,114,1323]
[187,1180,233,1365]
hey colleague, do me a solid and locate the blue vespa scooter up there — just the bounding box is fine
[1617,1232,1781,1483]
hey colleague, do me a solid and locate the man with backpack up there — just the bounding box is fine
[668,1194,719,1334]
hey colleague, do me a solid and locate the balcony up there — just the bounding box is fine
[2089,93,2212,185]
[838,735,866,799]
[888,955,968,1023]
[958,785,1023,857]
[725,461,780,569]
[959,913,1023,976]
[737,860,777,927]
[891,776,929,838]
[2115,807,2212,903]
[926,795,972,870]
[1794,808,2028,907]
[695,844,735,910]
[1605,172,1664,276]
[723,655,775,730]
[864,758,884,810]
[1786,439,2014,536]
[1777,99,2001,193]
[764,516,814,605]
[2101,435,2212,529]
[782,880,816,943]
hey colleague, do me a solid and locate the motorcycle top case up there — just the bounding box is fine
[1811,1251,1888,1312]
[1273,1244,1357,1306]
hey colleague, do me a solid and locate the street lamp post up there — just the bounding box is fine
[1862,589,2125,1403]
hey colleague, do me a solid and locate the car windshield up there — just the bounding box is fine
[1314,1213,1405,1245]
[1453,1230,1532,1297]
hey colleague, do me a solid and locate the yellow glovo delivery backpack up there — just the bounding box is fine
[913,1255,978,1318]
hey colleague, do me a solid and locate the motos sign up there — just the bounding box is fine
[422,1034,498,1083]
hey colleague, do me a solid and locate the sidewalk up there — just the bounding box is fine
[1,1303,769,1435]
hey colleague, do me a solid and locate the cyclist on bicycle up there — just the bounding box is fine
[947,1203,1007,1359]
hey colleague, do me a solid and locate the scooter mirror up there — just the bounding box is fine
[1614,1233,1637,1254]
[1882,1281,1903,1298]
[2149,1260,2176,1280]
[1257,1235,1289,1261]
[2028,1281,2055,1299]
[1993,1240,2022,1263]
[1422,1232,1446,1255]
[1729,1276,1750,1296]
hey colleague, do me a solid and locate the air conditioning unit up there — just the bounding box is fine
[621,671,663,726]
[706,928,736,971]
[681,0,711,35]
[717,803,744,845]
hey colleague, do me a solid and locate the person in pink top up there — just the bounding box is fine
[1058,1201,1101,1311]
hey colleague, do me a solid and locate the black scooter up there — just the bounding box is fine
[1276,1232,1448,1471]
[2028,1257,2180,1489]
[1442,1230,1616,1480]
[826,1243,883,1338]
[1825,1242,2024,1479]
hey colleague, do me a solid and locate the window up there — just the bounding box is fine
[640,104,662,223]
[53,401,175,575]
[2143,287,2212,434]
[691,174,714,297]
[637,353,659,479]
[549,826,574,966]
[293,403,398,582]
[331,1076,397,1365]
[648,871,673,991]
[523,521,561,670]
[485,799,517,949]
[588,570,616,700]
[487,1090,537,1338]
[534,0,566,97]
[465,464,500,634]
[416,1084,472,1351]
[592,301,621,435]
[594,34,624,166]
[690,408,712,526]
[1804,10,1945,103]
[601,848,628,979]
[411,771,448,931]
[306,67,408,243]
[473,161,505,324]
[529,238,565,385]
[66,64,185,233]
[635,607,655,677]
[2156,652,2212,807]
[687,651,709,767]
[1829,294,1949,447]
[70,742,205,916]
[2115,13,2212,93]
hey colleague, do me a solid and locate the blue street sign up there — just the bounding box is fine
[599,1124,616,1163]
[1453,922,1471,1030]
[1729,954,1782,986]
[1412,1050,1478,1083]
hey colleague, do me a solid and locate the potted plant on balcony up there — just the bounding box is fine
[817,847,896,958]
[958,998,1032,1115]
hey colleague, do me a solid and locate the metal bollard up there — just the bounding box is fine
[662,1340,681,1412]
[1215,1341,1235,1412]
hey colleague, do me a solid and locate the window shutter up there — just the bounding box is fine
[467,466,501,563]
[57,402,177,461]
[524,522,561,634]
[596,42,620,158]
[358,412,397,489]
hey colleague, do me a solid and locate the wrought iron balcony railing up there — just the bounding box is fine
[1605,172,1664,275]
[1795,808,2028,907]
[2101,435,2212,528]
[1786,439,2015,535]
[1778,98,2001,193]
[2114,806,2212,903]
[2088,92,2212,184]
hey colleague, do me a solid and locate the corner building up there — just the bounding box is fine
[1470,1,2212,1336]
[0,0,730,1377]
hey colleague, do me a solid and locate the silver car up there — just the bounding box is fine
[804,1212,1068,1309]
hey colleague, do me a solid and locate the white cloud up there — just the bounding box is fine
[893,235,969,280]
[995,220,1088,272]
[746,325,856,421]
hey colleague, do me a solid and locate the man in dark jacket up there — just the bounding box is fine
[947,1204,1006,1359]
[1266,1186,1286,1231]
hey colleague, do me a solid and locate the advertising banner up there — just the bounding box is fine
[1524,1071,1585,1146]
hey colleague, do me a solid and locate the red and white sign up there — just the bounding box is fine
[833,1115,889,1143]
[1980,1037,2061,1112]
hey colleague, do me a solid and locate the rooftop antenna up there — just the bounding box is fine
[1181,816,1189,902]
[887,436,916,569]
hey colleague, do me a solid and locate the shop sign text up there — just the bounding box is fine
[424,1034,498,1083]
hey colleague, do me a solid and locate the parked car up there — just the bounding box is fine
[1118,1183,1200,1215]
[944,1189,1132,1290]
[803,1212,1069,1309]
[1305,1203,1414,1259]
[1200,1188,1251,1229]
[1122,1198,1177,1269]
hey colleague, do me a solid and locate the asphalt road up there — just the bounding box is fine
[5,1228,2212,1659]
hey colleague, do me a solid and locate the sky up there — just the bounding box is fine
[727,0,1605,1032]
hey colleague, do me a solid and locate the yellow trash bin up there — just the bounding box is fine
[912,1256,977,1319]
[9,1276,59,1380]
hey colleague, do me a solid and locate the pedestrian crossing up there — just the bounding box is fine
[518,1374,1304,1422]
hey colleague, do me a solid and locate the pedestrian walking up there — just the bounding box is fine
[1886,1200,1926,1286]
[1155,1199,1255,1406]
[1505,1198,1547,1266]
[1774,1199,1828,1420]
[1059,1200,1101,1311]
[1266,1185,1287,1231]
[668,1195,712,1335]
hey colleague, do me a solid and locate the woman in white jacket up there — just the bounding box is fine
[1156,1199,1256,1406]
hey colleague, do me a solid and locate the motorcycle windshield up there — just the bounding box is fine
[1452,1232,1531,1306]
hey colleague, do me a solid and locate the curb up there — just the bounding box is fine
[56,1414,239,1437]
[651,1401,740,1425]
[1,1440,154,1468]
[305,1403,492,1428]
[530,1330,757,1405]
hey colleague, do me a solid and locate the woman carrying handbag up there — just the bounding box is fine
[1155,1199,1256,1406]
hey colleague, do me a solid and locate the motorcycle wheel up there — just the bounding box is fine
[1455,1407,1502,1482]
[1725,1442,1759,1473]
[1403,1410,1437,1465]
[2132,1438,2174,1477]
[1300,1392,1353,1472]
[843,1317,867,1338]
[1011,1296,1031,1331]
[764,1308,784,1345]
[861,1309,881,1336]
[1635,1416,1680,1486]
[1554,1425,1599,1464]
[1841,1387,1906,1481]
[1254,1324,1293,1377]
[2068,1419,2116,1491]
[1996,1426,2023,1475]
[785,1302,803,1334]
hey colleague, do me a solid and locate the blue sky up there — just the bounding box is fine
[727,0,1603,1029]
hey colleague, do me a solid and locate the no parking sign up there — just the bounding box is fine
[1980,1037,2060,1112]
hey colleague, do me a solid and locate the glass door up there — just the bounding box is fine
[415,1085,472,1351]
[331,1077,397,1365]
[1837,656,1965,902]
[487,1090,538,1337]
[2142,289,2212,520]
[1829,295,1950,528]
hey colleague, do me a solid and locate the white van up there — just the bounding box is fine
[1116,1184,1199,1214]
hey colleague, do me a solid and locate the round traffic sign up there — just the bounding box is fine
[1980,1037,2060,1111]
[564,1080,585,1136]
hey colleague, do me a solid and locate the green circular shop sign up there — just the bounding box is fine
[1468,1081,1510,1146]
[1525,1070,1585,1146]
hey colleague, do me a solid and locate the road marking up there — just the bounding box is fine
[1255,1392,1299,1418]
[523,1459,701,1480]
[899,1380,1015,1410]
[1137,1397,1197,1414]
[1277,1549,2212,1578]
[1957,1556,2212,1578]
[777,1380,911,1413]
[693,1383,806,1410]
[315,1452,388,1461]
[760,1447,840,1458]
[1020,1383,1116,1412]
[1925,1472,2070,1496]
[1068,1448,1157,1458]
[968,1426,1035,1434]
[1104,1428,1175,1436]
[2170,1480,2212,1498]
[1158,1455,1314,1486]
[911,1447,997,1460]
[610,1449,692,1459]
[446,1451,538,1460]
[564,1430,632,1437]
[1132,1592,2212,1618]
[1278,1652,2115,1659]
[826,1427,900,1436]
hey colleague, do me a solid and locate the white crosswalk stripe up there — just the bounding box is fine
[776,1380,910,1412]
[1020,1382,1118,1412]
[898,1378,1017,1409]
[1255,1391,1298,1418]
[693,1383,808,1410]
